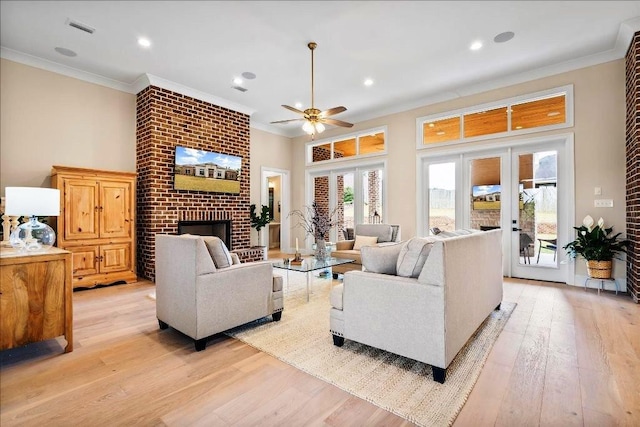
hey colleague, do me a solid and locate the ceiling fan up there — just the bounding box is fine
[271,42,353,138]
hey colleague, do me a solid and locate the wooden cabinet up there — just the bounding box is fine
[51,166,137,289]
[0,247,73,352]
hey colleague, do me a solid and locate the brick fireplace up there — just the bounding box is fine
[626,31,639,303]
[136,85,260,282]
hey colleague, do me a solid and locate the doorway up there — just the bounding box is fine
[420,135,573,283]
[262,167,290,254]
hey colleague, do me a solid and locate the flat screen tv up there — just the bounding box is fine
[174,145,241,194]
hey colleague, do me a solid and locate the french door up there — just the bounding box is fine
[421,136,572,283]
[309,163,385,244]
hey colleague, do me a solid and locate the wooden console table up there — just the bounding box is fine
[0,247,73,352]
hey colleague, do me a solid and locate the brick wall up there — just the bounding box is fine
[136,86,253,281]
[626,31,640,303]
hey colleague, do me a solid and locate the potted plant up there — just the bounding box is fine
[563,215,630,279]
[250,204,271,247]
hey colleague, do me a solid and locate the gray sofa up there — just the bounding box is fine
[329,229,503,383]
[331,223,401,278]
[155,234,283,351]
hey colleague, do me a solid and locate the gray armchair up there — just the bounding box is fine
[155,234,283,351]
[331,224,401,278]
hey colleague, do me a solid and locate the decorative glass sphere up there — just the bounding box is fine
[10,217,57,252]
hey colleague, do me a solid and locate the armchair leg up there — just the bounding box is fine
[332,334,344,347]
[158,319,168,330]
[195,338,207,351]
[333,273,339,279]
[273,311,282,321]
[432,367,446,383]
[495,303,501,311]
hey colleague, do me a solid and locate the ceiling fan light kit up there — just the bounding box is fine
[271,41,353,138]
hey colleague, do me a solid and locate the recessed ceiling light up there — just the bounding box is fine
[547,111,560,117]
[364,78,374,86]
[295,102,303,109]
[436,131,446,136]
[494,31,515,43]
[233,77,243,85]
[428,123,435,128]
[470,41,483,51]
[241,71,256,80]
[54,47,77,57]
[515,126,523,129]
[138,37,151,48]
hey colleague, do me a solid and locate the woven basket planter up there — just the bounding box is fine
[586,260,612,279]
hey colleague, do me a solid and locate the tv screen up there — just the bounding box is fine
[174,146,241,194]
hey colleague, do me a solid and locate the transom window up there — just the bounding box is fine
[307,127,386,164]
[418,85,573,148]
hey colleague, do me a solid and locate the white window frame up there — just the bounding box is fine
[306,126,388,166]
[416,85,574,150]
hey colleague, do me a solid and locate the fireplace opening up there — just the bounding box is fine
[178,220,232,249]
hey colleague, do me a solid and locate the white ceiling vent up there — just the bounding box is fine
[232,85,248,92]
[67,19,95,34]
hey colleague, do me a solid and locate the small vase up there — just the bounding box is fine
[586,260,612,279]
[315,237,328,261]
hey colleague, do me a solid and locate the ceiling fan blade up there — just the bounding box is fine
[281,105,305,115]
[270,118,305,124]
[320,106,347,117]
[320,118,354,128]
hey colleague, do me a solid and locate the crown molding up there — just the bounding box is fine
[142,74,255,116]
[1,47,256,116]
[0,47,133,93]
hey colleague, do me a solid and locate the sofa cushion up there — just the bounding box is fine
[201,236,233,268]
[353,235,378,250]
[361,242,404,275]
[396,237,437,278]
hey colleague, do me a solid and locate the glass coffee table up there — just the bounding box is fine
[272,257,354,302]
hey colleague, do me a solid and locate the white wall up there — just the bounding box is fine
[292,60,628,280]
[0,59,136,191]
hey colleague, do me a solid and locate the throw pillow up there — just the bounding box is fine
[353,235,378,250]
[361,242,404,275]
[201,236,233,268]
[396,237,437,278]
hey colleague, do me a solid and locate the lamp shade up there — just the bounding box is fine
[4,187,60,216]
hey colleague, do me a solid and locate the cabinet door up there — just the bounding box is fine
[99,180,132,239]
[64,179,100,240]
[100,243,131,274]
[66,246,100,277]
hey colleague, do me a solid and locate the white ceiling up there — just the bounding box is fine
[1,1,639,137]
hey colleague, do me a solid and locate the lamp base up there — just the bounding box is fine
[10,217,56,252]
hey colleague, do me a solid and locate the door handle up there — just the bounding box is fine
[512,227,522,232]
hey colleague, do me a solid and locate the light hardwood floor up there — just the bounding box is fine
[1,275,638,426]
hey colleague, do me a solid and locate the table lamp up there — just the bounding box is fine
[4,187,60,252]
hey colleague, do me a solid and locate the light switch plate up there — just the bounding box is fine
[594,187,602,195]
[594,199,614,208]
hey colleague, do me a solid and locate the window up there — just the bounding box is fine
[417,85,573,148]
[308,127,387,164]
[423,116,460,145]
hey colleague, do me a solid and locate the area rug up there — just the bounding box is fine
[226,274,515,427]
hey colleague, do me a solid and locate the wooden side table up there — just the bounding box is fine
[0,247,73,352]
